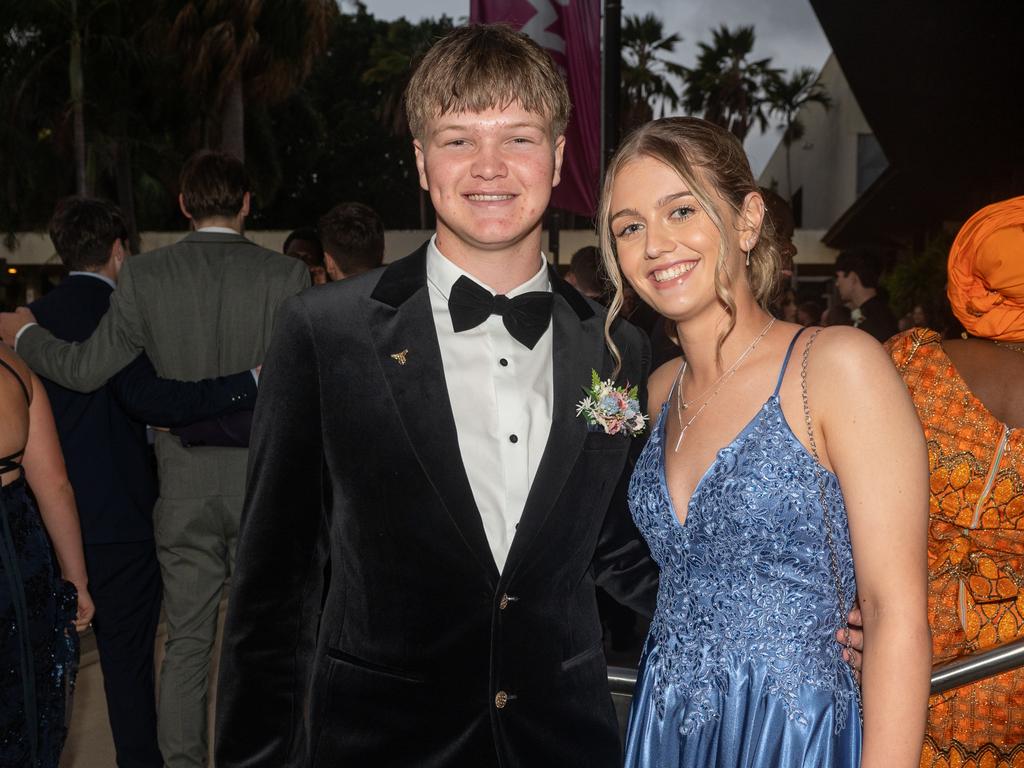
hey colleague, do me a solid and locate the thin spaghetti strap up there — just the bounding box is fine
[666,358,687,406]
[0,355,29,405]
[772,327,810,397]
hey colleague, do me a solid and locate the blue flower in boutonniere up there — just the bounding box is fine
[575,369,649,437]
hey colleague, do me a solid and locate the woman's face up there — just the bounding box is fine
[911,305,927,326]
[608,155,750,322]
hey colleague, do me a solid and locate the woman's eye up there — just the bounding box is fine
[670,205,696,220]
[615,222,642,238]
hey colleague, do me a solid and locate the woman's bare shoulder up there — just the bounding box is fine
[807,325,893,370]
[0,343,32,400]
[805,325,911,410]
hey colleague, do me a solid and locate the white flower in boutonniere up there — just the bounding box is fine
[850,307,865,327]
[575,369,648,437]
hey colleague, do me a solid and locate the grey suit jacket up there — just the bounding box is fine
[18,231,310,498]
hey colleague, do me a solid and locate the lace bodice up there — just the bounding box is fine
[628,385,858,735]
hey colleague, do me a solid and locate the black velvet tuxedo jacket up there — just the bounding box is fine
[215,245,658,768]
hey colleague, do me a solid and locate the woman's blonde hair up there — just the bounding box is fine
[597,117,782,374]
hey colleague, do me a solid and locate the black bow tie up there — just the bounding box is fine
[447,275,554,350]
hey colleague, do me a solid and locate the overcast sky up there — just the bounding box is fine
[358,0,832,174]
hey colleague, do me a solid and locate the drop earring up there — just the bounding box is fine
[745,248,751,267]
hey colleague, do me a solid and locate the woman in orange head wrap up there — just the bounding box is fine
[947,195,1024,341]
[887,195,1024,768]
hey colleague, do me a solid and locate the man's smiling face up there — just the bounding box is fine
[414,103,564,262]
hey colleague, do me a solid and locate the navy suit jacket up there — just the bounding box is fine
[30,274,257,544]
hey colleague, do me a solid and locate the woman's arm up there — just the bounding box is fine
[21,370,94,631]
[814,326,931,768]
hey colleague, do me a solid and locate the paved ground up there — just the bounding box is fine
[59,602,644,766]
[60,602,226,768]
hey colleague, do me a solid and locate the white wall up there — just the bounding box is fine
[758,54,879,232]
[2,229,600,267]
[792,229,838,266]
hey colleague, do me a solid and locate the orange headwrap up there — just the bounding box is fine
[947,195,1024,341]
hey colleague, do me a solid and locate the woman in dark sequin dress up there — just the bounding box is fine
[0,343,93,767]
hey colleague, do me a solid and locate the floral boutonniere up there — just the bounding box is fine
[576,369,648,437]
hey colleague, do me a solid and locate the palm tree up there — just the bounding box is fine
[683,25,779,142]
[362,15,452,138]
[765,67,831,201]
[620,13,686,133]
[161,0,335,161]
[362,14,454,228]
[0,0,146,221]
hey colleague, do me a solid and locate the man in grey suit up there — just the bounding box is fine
[0,151,310,768]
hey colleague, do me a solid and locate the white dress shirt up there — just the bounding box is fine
[196,226,240,234]
[68,270,116,289]
[426,237,554,572]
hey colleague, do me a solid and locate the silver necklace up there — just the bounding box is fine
[674,316,776,452]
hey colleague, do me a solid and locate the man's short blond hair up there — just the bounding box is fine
[405,24,571,140]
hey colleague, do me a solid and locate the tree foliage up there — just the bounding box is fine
[619,14,686,133]
[683,25,780,141]
[1,5,830,242]
[156,0,335,160]
[0,2,451,239]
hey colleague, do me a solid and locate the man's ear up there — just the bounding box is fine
[552,135,566,189]
[240,191,251,218]
[111,238,127,264]
[108,238,127,278]
[324,251,343,281]
[178,193,192,221]
[414,140,429,192]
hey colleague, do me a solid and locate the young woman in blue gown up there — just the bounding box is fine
[597,117,931,768]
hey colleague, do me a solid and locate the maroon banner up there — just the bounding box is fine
[469,0,601,218]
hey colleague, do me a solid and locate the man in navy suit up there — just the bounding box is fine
[31,197,258,768]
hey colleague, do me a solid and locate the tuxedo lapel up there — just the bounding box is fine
[368,246,499,585]
[502,272,603,581]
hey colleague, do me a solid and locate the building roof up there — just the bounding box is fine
[810,2,1024,248]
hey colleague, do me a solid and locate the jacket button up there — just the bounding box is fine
[499,594,510,610]
[495,690,509,709]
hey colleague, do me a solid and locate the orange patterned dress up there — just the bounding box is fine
[887,329,1024,768]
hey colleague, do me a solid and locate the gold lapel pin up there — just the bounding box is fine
[390,349,409,365]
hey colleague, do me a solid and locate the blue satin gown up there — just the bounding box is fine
[624,330,861,767]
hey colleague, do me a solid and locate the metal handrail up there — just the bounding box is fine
[929,636,1024,695]
[607,636,1024,699]
[607,665,636,696]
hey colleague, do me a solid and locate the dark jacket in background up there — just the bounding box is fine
[29,273,257,543]
[855,294,899,344]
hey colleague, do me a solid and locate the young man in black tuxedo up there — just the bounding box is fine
[834,249,898,343]
[215,25,656,768]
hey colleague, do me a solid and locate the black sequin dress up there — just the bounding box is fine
[0,357,78,767]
